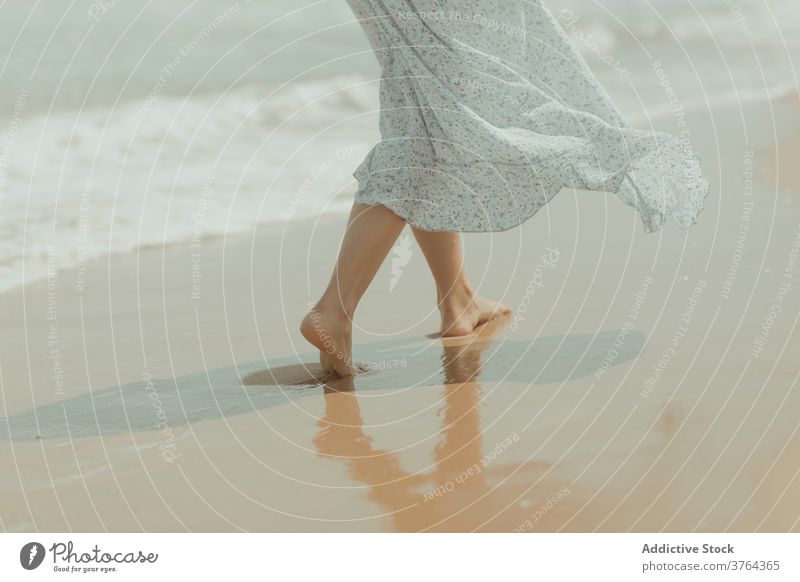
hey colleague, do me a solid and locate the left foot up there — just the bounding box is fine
[300,304,363,377]
[439,290,512,337]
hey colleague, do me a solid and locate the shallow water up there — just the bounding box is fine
[1,324,643,440]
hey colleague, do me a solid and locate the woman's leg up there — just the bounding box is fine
[301,202,405,377]
[411,228,511,336]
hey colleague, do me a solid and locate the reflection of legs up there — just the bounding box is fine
[435,341,487,482]
[311,327,550,532]
[313,355,489,531]
[314,387,423,527]
[301,203,405,377]
[411,228,511,336]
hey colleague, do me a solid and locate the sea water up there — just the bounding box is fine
[0,0,797,291]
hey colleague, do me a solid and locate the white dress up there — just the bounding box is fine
[346,0,709,232]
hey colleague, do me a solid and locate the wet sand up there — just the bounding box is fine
[1,96,800,532]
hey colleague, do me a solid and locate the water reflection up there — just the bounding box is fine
[0,323,643,440]
[315,321,568,531]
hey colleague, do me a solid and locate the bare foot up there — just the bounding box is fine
[300,305,362,377]
[439,292,512,337]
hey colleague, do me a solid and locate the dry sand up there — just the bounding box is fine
[1,95,800,532]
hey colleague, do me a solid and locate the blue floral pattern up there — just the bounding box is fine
[347,0,710,232]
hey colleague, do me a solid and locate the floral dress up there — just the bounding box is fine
[346,0,709,232]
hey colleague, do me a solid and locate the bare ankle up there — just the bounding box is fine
[438,279,476,311]
[314,295,354,321]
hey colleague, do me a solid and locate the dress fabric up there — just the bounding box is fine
[346,0,710,233]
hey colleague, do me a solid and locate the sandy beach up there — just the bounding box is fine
[1,91,799,533]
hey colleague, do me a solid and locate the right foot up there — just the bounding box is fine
[300,306,361,377]
[439,292,512,337]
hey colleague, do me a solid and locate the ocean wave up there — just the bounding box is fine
[554,0,800,52]
[0,75,379,292]
[1,49,797,293]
